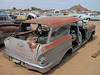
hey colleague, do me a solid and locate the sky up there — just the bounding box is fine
[0,0,100,11]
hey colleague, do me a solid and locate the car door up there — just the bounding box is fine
[93,14,100,20]
[41,25,72,63]
[90,14,99,20]
[89,14,95,20]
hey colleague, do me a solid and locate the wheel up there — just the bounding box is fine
[86,18,90,20]
[27,16,34,20]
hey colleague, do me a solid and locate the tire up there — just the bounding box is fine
[86,18,90,20]
[27,16,34,20]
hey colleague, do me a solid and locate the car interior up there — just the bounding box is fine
[15,23,50,44]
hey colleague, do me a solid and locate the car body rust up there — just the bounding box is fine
[3,16,96,73]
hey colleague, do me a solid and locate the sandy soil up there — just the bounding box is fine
[0,21,100,75]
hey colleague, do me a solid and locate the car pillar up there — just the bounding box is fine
[82,20,85,29]
[76,22,80,44]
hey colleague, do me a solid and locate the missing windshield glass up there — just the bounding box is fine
[15,23,50,44]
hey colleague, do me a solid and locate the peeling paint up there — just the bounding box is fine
[27,42,38,50]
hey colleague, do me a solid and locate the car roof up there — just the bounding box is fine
[23,16,78,27]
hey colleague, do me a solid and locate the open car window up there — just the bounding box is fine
[14,23,50,44]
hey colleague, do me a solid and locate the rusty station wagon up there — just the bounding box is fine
[3,16,95,73]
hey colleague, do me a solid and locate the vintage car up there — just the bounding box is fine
[0,14,24,24]
[80,13,100,20]
[12,12,37,20]
[0,21,18,44]
[3,16,95,73]
[46,10,63,16]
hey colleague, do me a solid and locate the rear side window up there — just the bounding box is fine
[50,25,69,42]
[0,16,8,21]
[0,17,3,20]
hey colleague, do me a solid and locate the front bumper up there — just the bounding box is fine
[3,50,61,73]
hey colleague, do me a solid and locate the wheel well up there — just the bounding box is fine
[67,48,72,54]
[92,31,95,35]
[86,18,90,20]
[27,15,34,20]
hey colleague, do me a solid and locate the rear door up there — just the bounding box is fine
[93,14,100,20]
[90,14,99,20]
[41,25,72,63]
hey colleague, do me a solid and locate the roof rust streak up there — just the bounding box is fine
[23,16,78,27]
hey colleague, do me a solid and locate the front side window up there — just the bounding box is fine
[50,25,70,42]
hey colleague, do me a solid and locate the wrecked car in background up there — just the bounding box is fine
[12,12,37,20]
[0,21,18,44]
[0,14,24,24]
[3,16,95,73]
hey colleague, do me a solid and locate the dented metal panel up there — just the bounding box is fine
[85,24,96,31]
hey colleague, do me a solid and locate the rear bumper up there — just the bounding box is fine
[3,50,61,73]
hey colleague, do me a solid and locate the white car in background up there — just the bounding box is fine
[80,13,100,20]
[67,13,87,19]
[67,13,77,17]
[67,13,89,24]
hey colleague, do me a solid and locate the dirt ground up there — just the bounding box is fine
[0,21,100,75]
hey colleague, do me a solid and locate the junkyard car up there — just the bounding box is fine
[0,21,18,44]
[3,16,95,73]
[47,10,63,16]
[12,12,37,20]
[0,14,24,24]
[80,13,100,20]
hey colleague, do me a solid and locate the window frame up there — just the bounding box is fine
[49,24,70,42]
